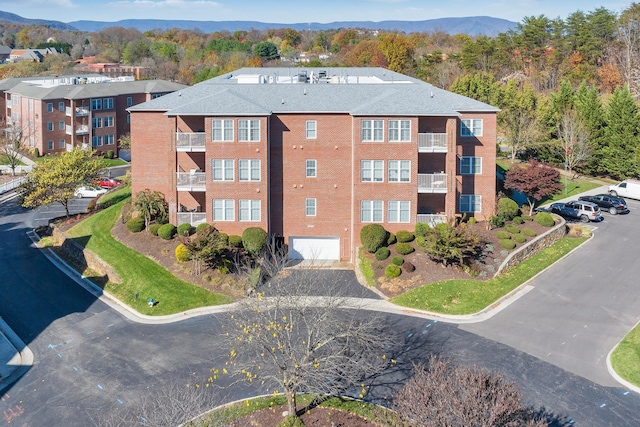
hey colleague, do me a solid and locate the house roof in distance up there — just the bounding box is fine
[129,67,499,117]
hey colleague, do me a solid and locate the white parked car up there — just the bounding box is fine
[74,186,107,198]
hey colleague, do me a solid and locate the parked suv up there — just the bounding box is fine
[578,194,629,215]
[550,200,603,222]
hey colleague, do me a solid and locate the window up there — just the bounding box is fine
[29,137,34,147]
[104,134,115,145]
[361,160,384,182]
[239,200,261,221]
[126,97,133,107]
[104,116,114,127]
[212,119,233,142]
[460,156,482,174]
[29,120,34,130]
[11,95,20,106]
[152,93,164,99]
[58,102,64,112]
[92,117,102,128]
[305,120,316,139]
[239,159,260,181]
[361,120,384,142]
[388,201,410,223]
[47,122,54,131]
[212,159,234,181]
[305,198,316,216]
[361,200,383,222]
[91,99,102,110]
[58,139,65,149]
[238,119,260,141]
[306,159,317,178]
[46,103,53,112]
[47,140,54,150]
[461,118,482,137]
[103,98,114,109]
[58,121,65,130]
[28,99,33,110]
[213,199,234,221]
[92,135,103,147]
[460,195,482,212]
[388,120,411,142]
[388,160,410,182]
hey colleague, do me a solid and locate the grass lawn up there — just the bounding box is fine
[65,187,233,315]
[391,237,587,315]
[544,178,603,203]
[611,324,640,387]
[102,158,128,167]
[0,155,25,165]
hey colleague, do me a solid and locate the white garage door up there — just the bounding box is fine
[289,237,340,260]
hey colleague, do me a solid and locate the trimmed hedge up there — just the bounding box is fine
[505,224,521,234]
[149,223,162,236]
[126,217,145,233]
[489,215,505,228]
[396,230,415,243]
[468,217,477,224]
[513,234,527,243]
[495,230,511,240]
[387,232,397,246]
[395,242,415,255]
[242,227,268,256]
[375,247,391,260]
[415,222,430,237]
[522,227,537,237]
[177,223,192,237]
[385,264,401,279]
[497,197,520,221]
[228,235,243,248]
[361,224,388,253]
[175,243,191,262]
[535,212,555,227]
[513,216,524,224]
[392,256,404,266]
[499,239,516,250]
[196,223,210,234]
[157,223,176,240]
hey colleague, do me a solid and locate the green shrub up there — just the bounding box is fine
[106,149,114,159]
[396,230,415,243]
[392,256,404,266]
[175,243,191,262]
[157,223,176,240]
[505,224,520,234]
[395,242,415,255]
[513,234,527,243]
[177,223,192,237]
[242,227,268,256]
[415,235,426,247]
[499,239,516,250]
[195,223,210,234]
[495,230,511,240]
[522,227,537,237]
[277,415,305,427]
[385,264,401,278]
[535,212,555,227]
[217,258,232,275]
[375,247,390,260]
[218,232,229,246]
[521,214,533,221]
[125,216,145,233]
[386,232,397,246]
[156,214,169,225]
[513,216,524,224]
[360,224,388,253]
[149,223,162,236]
[468,217,477,224]
[489,215,505,228]
[228,235,243,248]
[497,197,520,221]
[415,222,430,237]
[33,147,40,158]
[403,261,415,272]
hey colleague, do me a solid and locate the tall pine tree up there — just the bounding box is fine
[601,86,640,179]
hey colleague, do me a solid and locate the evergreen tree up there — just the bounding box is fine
[601,86,640,179]
[574,83,605,174]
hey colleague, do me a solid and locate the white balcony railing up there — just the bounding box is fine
[67,125,89,135]
[176,171,206,191]
[65,106,72,117]
[418,133,447,152]
[176,132,206,152]
[75,107,90,116]
[418,173,447,193]
[416,214,448,227]
[177,212,207,226]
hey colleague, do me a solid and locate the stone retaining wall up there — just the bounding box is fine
[50,225,122,284]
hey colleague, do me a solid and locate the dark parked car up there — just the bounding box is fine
[93,177,122,189]
[578,194,629,215]
[549,200,603,222]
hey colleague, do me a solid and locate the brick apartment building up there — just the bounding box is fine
[129,67,499,263]
[0,75,186,157]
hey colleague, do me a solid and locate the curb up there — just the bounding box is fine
[606,319,640,394]
[0,317,34,393]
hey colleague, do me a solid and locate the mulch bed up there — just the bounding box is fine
[224,405,377,427]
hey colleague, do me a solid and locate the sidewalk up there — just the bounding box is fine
[0,317,33,393]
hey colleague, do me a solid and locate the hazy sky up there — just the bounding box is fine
[2,0,635,24]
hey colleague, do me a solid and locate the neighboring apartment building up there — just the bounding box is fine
[0,75,186,157]
[129,67,499,263]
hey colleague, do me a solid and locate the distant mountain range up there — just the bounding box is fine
[0,10,517,36]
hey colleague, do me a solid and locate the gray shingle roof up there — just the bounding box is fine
[130,67,499,117]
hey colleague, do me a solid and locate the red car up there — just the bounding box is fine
[94,177,122,189]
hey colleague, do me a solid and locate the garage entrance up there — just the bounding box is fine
[288,236,340,261]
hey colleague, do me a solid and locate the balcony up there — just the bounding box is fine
[176,171,206,191]
[176,132,206,152]
[416,214,448,227]
[66,125,89,135]
[418,173,447,193]
[75,107,90,116]
[177,212,207,226]
[418,133,447,153]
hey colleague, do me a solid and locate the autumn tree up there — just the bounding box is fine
[378,33,415,74]
[132,189,167,230]
[393,357,548,427]
[180,224,227,275]
[504,160,562,215]
[20,148,106,217]
[0,121,29,176]
[556,109,591,177]
[499,81,541,161]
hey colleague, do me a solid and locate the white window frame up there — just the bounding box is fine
[212,159,234,181]
[239,159,260,181]
[104,134,115,145]
[305,198,316,216]
[388,201,411,223]
[91,99,102,110]
[460,194,482,213]
[305,120,317,139]
[361,160,384,182]
[213,199,234,221]
[212,119,234,142]
[126,97,133,107]
[103,98,114,109]
[92,135,103,147]
[47,140,54,150]
[28,99,33,110]
[238,119,260,142]
[92,117,102,128]
[460,156,482,174]
[306,159,317,178]
[388,120,411,142]
[46,103,53,112]
[58,121,65,131]
[58,139,65,149]
[104,116,114,127]
[58,101,65,112]
[239,199,261,222]
[361,119,384,142]
[388,160,411,183]
[461,118,483,137]
[361,200,383,223]
[47,122,53,131]
[11,95,20,106]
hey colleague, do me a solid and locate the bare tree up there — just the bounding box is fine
[0,120,29,176]
[556,109,591,178]
[393,357,548,427]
